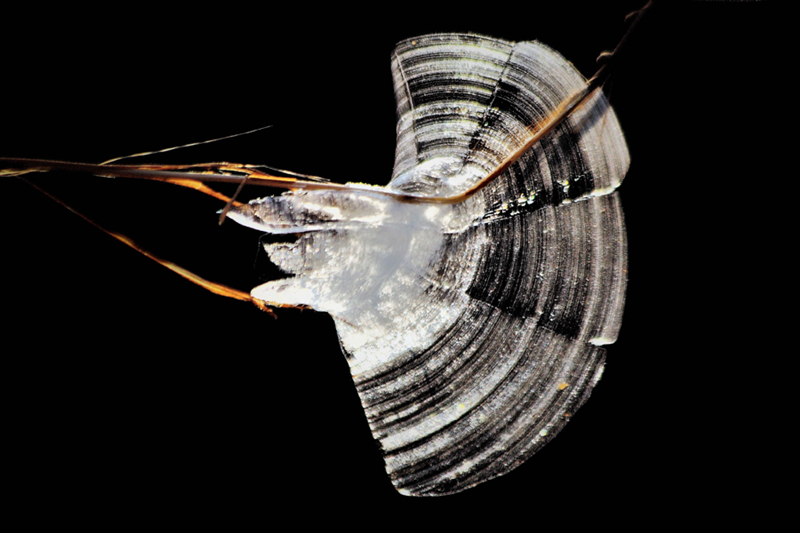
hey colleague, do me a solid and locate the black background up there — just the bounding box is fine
[1,1,789,526]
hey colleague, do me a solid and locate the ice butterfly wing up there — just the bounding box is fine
[230,33,629,496]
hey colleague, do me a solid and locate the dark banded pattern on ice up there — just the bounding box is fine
[230,33,629,496]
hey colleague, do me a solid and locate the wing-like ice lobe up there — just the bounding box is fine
[228,33,629,496]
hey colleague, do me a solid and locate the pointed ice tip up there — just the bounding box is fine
[225,204,265,232]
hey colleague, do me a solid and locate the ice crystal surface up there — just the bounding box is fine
[228,34,629,496]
